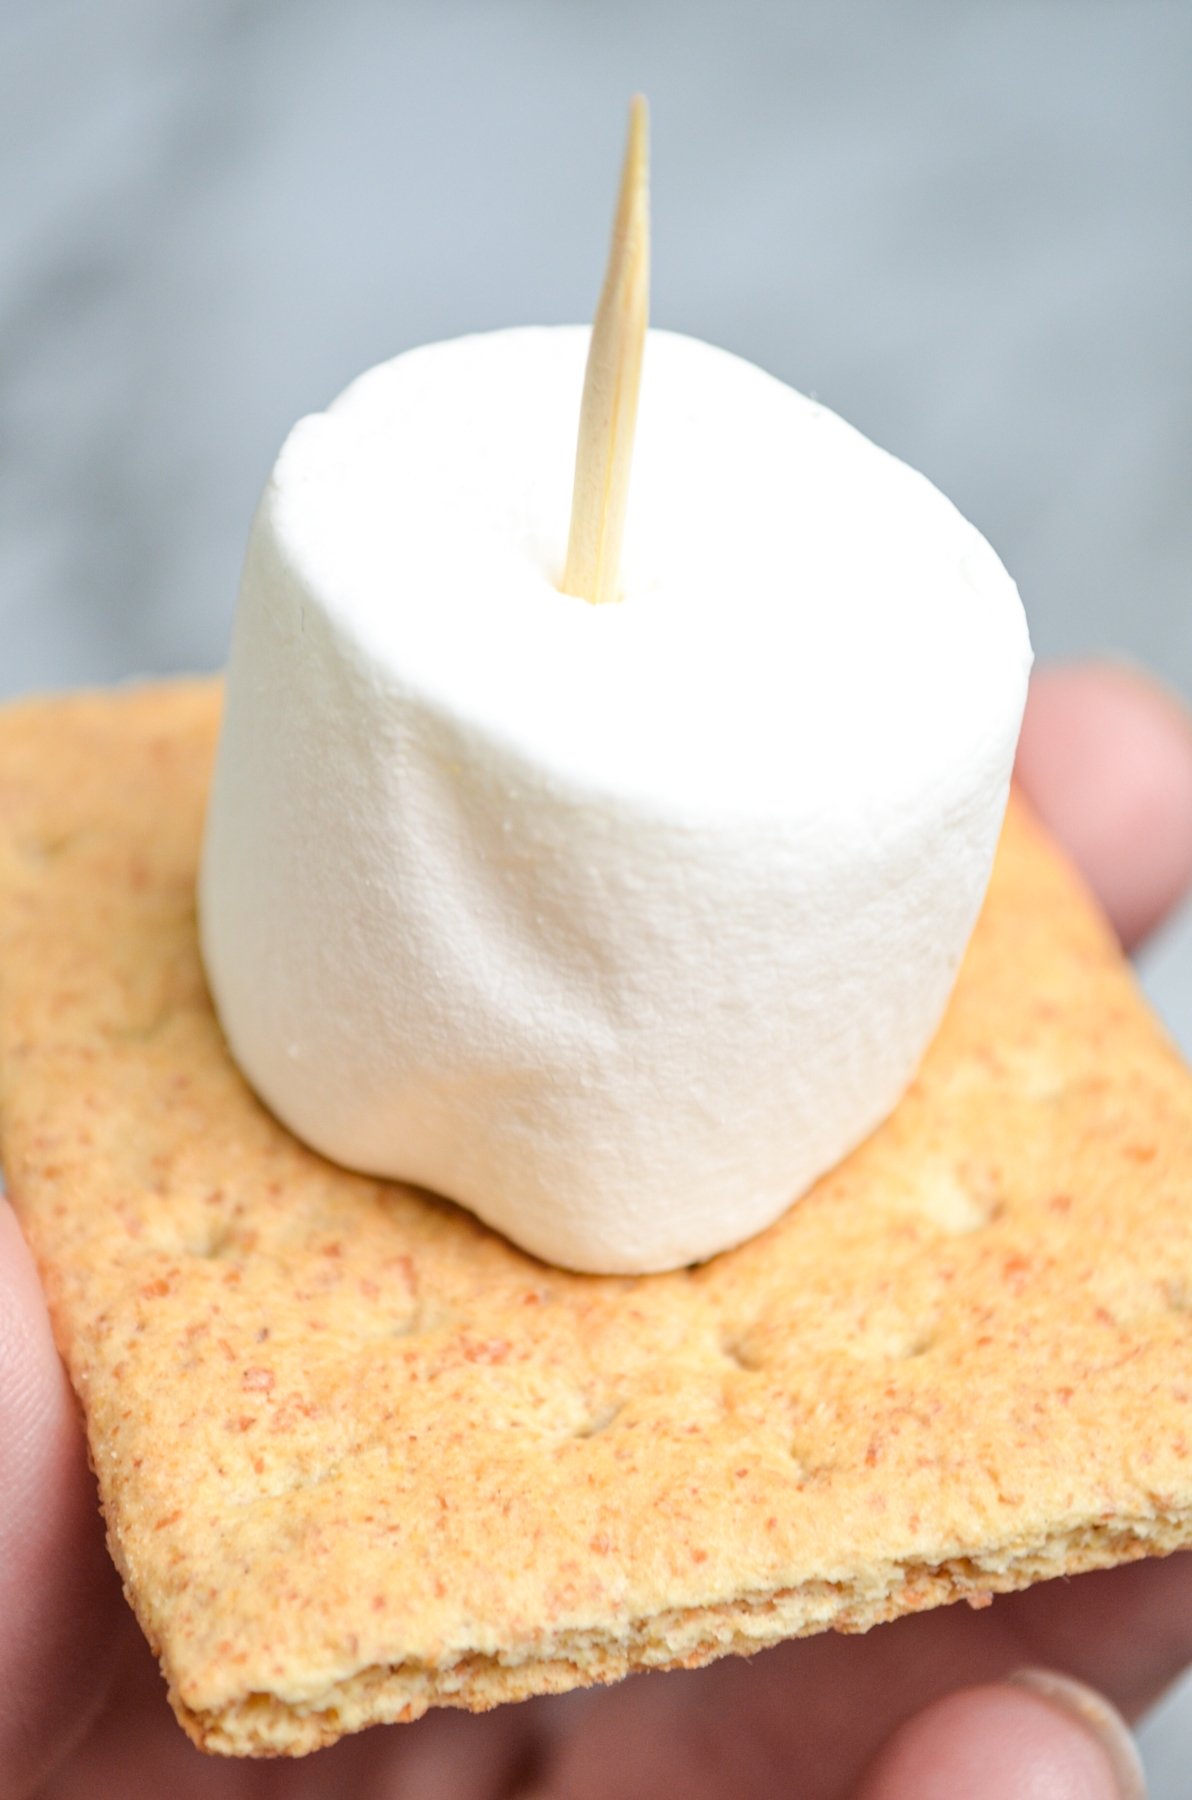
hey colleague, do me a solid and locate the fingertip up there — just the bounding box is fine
[0,1198,124,1793]
[0,1197,75,1520]
[852,1678,1142,1800]
[1015,662,1192,950]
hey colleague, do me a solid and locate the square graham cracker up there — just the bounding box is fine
[2,681,1192,1759]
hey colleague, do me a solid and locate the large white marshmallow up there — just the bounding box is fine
[199,327,1031,1274]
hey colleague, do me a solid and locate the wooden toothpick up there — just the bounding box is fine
[561,95,650,606]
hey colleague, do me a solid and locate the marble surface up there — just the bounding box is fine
[2,0,1191,1784]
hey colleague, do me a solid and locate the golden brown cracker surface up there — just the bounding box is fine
[1,680,1192,1758]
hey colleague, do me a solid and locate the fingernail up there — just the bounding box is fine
[1008,1668,1146,1797]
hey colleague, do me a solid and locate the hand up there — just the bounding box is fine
[4,662,1192,1799]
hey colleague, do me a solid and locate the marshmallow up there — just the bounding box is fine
[199,327,1032,1274]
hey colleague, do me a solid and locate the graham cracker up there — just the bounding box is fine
[2,680,1192,1759]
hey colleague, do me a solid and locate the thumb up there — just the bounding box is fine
[1014,662,1192,951]
[0,1197,127,1796]
[852,1671,1145,1799]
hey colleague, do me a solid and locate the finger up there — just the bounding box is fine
[998,1549,1192,1721]
[1015,662,1192,951]
[0,1198,128,1799]
[852,1674,1144,1800]
[824,1547,1192,1745]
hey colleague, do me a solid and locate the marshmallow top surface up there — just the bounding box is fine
[201,327,1032,1273]
[272,327,1026,824]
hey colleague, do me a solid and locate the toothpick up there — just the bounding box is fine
[561,95,650,606]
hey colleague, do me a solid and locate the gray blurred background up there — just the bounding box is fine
[2,0,1190,1784]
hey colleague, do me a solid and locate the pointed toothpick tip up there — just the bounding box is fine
[561,96,651,606]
